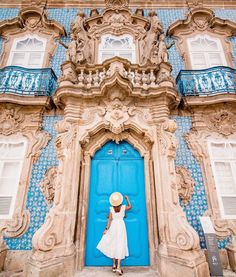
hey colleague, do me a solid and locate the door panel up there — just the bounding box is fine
[85,141,149,266]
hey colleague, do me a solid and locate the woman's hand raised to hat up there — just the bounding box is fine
[124,195,129,200]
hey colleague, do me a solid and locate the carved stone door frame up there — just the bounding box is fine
[74,129,159,271]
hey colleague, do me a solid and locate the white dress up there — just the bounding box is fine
[97,205,129,259]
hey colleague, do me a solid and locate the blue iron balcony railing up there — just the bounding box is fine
[0,66,58,96]
[176,66,236,96]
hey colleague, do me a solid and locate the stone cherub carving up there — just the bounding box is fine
[150,33,175,64]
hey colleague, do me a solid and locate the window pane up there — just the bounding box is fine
[221,196,236,216]
[204,38,218,50]
[11,52,25,66]
[1,162,20,178]
[28,52,43,67]
[119,52,132,61]
[191,53,207,69]
[208,53,222,67]
[101,52,115,61]
[214,162,236,194]
[0,196,12,215]
[8,143,25,158]
[100,34,135,63]
[211,143,226,158]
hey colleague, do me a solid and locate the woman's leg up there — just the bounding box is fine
[117,259,121,269]
[112,258,117,272]
[116,259,123,275]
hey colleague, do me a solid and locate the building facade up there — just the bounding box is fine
[0,0,236,276]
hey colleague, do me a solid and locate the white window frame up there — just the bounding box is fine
[187,34,227,70]
[7,34,47,68]
[208,140,236,219]
[98,34,136,63]
[0,137,27,219]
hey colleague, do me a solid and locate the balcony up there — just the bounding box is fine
[0,66,58,96]
[176,66,236,97]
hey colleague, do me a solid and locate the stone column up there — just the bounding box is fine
[150,102,210,277]
[27,103,83,277]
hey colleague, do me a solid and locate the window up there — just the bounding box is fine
[98,34,136,63]
[0,138,27,219]
[188,35,227,69]
[208,141,236,218]
[7,35,46,68]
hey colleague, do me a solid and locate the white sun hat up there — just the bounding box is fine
[109,192,123,207]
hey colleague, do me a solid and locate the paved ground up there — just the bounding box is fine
[75,267,236,277]
[0,268,235,276]
[75,267,160,277]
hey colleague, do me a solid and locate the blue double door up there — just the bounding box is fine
[85,141,149,266]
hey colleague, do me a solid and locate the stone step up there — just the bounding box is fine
[75,267,160,277]
[75,267,236,277]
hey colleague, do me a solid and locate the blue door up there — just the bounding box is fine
[85,141,149,266]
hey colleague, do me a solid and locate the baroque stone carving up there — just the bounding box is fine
[207,109,236,136]
[60,11,92,65]
[105,0,129,8]
[0,106,24,136]
[204,210,236,240]
[141,11,163,64]
[0,210,30,238]
[40,167,57,205]
[0,6,65,68]
[167,6,236,69]
[176,166,195,205]
[0,103,51,249]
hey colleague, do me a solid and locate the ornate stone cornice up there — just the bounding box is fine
[2,0,236,9]
[168,7,236,37]
[0,6,65,37]
[105,0,129,9]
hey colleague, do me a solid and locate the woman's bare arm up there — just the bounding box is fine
[103,212,112,234]
[125,195,132,211]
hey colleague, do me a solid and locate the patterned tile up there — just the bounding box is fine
[173,116,231,249]
[0,9,19,58]
[4,116,62,250]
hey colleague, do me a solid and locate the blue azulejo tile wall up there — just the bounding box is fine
[173,116,231,249]
[0,9,19,59]
[4,116,62,250]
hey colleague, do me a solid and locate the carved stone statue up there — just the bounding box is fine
[141,11,162,64]
[59,34,77,64]
[71,11,87,41]
[157,34,175,63]
[150,33,175,65]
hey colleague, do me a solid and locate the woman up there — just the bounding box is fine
[97,192,132,275]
